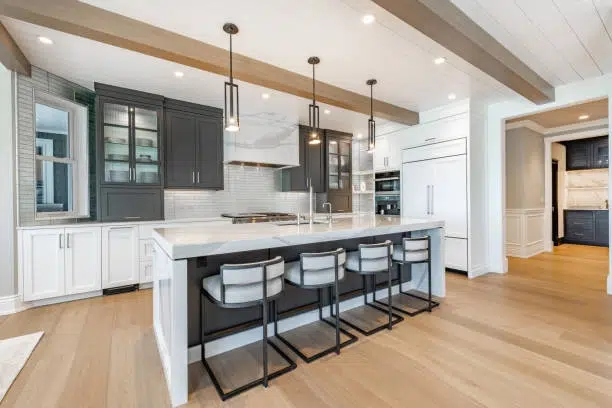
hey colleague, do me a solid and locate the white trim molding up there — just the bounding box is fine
[505,118,608,135]
[0,294,24,316]
[506,208,546,258]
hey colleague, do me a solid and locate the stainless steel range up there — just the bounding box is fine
[221,212,298,224]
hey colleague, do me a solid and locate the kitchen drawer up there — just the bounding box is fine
[402,138,466,163]
[140,239,155,262]
[139,260,153,284]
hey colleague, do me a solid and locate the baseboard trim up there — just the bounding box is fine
[0,294,24,316]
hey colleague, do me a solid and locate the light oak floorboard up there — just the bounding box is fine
[1,244,611,407]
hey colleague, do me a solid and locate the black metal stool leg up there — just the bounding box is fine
[428,258,432,312]
[387,263,392,330]
[334,273,340,354]
[262,300,268,388]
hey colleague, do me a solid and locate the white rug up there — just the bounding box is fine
[0,332,43,403]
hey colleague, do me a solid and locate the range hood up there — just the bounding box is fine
[224,113,300,169]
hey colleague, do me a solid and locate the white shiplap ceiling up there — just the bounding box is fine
[450,0,612,86]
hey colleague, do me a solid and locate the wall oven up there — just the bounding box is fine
[375,171,400,195]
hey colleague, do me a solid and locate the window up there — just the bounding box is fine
[34,91,89,219]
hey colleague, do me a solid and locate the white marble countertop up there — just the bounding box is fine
[153,215,444,260]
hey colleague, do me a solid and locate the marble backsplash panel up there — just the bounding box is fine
[566,169,608,208]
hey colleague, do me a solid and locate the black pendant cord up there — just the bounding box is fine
[312,63,316,106]
[370,83,373,119]
[229,33,233,85]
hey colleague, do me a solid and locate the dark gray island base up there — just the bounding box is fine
[151,215,446,406]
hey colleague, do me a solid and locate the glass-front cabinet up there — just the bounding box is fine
[326,130,352,212]
[100,100,162,186]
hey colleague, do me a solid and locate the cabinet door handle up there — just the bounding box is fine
[59,233,63,249]
[192,171,195,184]
[123,216,142,220]
[431,185,434,215]
[426,185,431,215]
[197,171,200,184]
[425,137,436,142]
[66,233,70,249]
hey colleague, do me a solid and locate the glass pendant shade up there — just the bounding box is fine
[223,23,240,132]
[308,57,321,145]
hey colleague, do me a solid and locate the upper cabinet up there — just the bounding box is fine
[95,83,165,222]
[164,99,224,190]
[566,136,608,170]
[326,130,352,212]
[280,125,325,193]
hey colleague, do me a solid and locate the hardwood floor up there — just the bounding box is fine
[1,244,611,407]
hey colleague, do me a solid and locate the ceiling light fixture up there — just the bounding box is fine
[261,93,270,100]
[579,114,590,120]
[174,71,184,78]
[307,56,321,145]
[434,57,446,65]
[448,93,457,100]
[362,14,375,25]
[38,36,53,45]
[366,79,377,153]
[223,23,240,132]
[324,109,331,115]
[357,133,363,139]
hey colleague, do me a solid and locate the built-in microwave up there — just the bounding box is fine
[375,171,400,195]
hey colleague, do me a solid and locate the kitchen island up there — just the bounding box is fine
[151,215,446,406]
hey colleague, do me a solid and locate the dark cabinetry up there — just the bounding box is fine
[326,130,352,213]
[95,83,164,222]
[280,125,326,193]
[564,210,608,246]
[565,136,608,170]
[164,99,223,190]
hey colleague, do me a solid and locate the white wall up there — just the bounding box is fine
[486,73,612,294]
[0,65,16,297]
[551,142,566,237]
[505,127,545,209]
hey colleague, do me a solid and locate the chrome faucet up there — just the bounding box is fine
[323,202,333,223]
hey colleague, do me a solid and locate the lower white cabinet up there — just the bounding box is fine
[22,227,102,301]
[102,225,140,289]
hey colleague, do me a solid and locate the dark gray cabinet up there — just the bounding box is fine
[564,210,608,246]
[325,130,352,213]
[165,99,223,190]
[565,136,608,170]
[280,125,326,193]
[95,83,164,222]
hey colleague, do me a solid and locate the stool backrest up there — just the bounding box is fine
[301,248,346,271]
[221,256,285,286]
[358,240,392,272]
[400,236,430,263]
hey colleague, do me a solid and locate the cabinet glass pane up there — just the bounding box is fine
[135,163,160,184]
[328,155,339,175]
[328,140,338,154]
[329,175,339,190]
[105,162,130,183]
[35,103,69,159]
[340,175,350,190]
[104,125,130,161]
[135,129,159,163]
[36,160,73,213]
[339,141,350,156]
[134,108,158,130]
[103,103,129,126]
[340,155,350,174]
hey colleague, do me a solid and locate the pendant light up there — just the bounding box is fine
[223,23,240,132]
[307,57,321,145]
[366,79,377,153]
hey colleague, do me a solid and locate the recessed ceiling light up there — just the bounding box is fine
[174,71,184,78]
[362,14,375,25]
[38,36,53,45]
[324,109,331,115]
[434,57,446,65]
[357,133,363,139]
[579,114,590,120]
[261,93,270,100]
[448,93,457,100]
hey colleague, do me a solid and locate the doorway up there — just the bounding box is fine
[552,159,559,246]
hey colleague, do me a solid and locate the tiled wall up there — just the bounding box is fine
[16,67,96,226]
[165,164,326,219]
[566,169,608,208]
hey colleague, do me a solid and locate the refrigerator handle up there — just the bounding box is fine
[431,185,434,215]
[426,185,430,215]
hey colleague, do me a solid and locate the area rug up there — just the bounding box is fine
[0,332,43,402]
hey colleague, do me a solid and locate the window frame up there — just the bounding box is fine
[33,90,89,220]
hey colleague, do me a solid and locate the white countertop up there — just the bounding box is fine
[153,215,445,260]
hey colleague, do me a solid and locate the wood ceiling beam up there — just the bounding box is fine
[0,20,30,75]
[372,0,555,105]
[0,0,419,125]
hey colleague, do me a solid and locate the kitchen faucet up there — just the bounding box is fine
[323,202,332,223]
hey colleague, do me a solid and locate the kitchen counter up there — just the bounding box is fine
[151,214,446,406]
[565,208,608,211]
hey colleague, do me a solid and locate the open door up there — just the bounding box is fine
[552,160,559,246]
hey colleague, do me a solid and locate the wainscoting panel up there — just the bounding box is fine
[506,209,546,258]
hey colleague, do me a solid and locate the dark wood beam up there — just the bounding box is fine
[0,0,419,125]
[372,0,555,104]
[0,20,29,75]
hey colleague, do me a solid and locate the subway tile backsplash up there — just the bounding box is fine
[165,164,323,219]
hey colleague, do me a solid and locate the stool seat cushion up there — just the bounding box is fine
[345,251,389,273]
[392,247,428,263]
[202,275,283,304]
[285,261,345,286]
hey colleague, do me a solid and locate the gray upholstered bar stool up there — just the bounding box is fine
[376,236,439,316]
[336,240,404,336]
[275,248,358,363]
[200,256,296,401]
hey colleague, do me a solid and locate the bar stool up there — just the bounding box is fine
[336,241,404,336]
[200,256,296,401]
[275,248,358,363]
[376,236,439,316]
